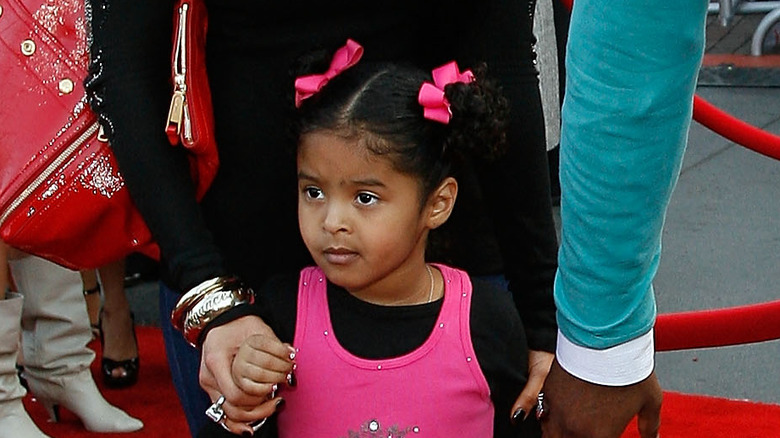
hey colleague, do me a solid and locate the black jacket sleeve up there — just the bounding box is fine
[471,279,542,438]
[86,0,227,292]
[434,1,559,352]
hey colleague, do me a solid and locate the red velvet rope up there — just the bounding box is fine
[693,95,780,160]
[655,299,780,351]
[559,0,780,351]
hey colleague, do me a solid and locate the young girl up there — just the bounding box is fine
[199,40,540,438]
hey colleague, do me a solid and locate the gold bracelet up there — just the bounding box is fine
[171,276,231,332]
[171,276,254,347]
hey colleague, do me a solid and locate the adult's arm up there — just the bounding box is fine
[470,279,543,437]
[453,0,559,353]
[447,0,560,417]
[544,1,708,436]
[86,0,226,292]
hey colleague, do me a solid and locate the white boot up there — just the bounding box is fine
[9,255,143,433]
[0,292,51,438]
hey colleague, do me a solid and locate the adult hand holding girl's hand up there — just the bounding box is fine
[510,349,554,423]
[200,315,294,435]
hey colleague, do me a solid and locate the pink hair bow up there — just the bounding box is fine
[294,39,364,108]
[417,61,475,124]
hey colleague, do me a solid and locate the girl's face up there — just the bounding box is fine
[297,131,436,304]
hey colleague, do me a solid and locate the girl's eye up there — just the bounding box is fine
[356,192,378,206]
[304,187,324,199]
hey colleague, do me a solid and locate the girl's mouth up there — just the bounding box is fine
[323,247,358,265]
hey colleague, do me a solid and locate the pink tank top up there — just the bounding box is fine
[277,264,494,437]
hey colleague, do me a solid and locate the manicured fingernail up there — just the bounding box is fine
[242,431,253,437]
[287,371,296,387]
[511,408,526,424]
[275,398,286,408]
[288,346,297,360]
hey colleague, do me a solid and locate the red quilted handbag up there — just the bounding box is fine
[0,0,159,270]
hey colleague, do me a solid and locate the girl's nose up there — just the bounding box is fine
[322,203,350,234]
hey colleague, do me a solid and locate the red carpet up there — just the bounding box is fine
[21,326,780,437]
[621,391,780,438]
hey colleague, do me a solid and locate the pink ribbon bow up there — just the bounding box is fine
[417,61,475,124]
[294,39,364,108]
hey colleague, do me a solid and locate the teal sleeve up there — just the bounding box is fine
[555,0,708,349]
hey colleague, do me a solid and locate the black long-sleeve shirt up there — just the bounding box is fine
[87,0,558,351]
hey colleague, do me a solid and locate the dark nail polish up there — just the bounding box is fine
[275,398,286,409]
[287,371,296,387]
[242,432,252,437]
[511,408,526,424]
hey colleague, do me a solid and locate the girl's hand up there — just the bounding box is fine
[510,349,554,423]
[232,333,295,400]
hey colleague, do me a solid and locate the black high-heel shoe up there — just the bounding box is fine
[99,310,140,388]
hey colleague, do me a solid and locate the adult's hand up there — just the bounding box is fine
[200,315,290,435]
[540,359,662,438]
[511,349,554,422]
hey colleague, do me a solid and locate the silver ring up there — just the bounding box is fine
[205,395,226,423]
[246,384,277,432]
[536,392,545,419]
[250,418,268,432]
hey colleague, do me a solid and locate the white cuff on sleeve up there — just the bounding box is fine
[556,329,655,386]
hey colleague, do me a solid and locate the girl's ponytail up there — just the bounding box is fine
[442,62,510,164]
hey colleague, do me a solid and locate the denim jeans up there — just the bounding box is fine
[159,282,212,437]
[475,274,509,292]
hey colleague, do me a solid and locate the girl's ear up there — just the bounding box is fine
[426,177,458,230]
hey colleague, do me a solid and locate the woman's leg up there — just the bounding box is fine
[98,258,140,387]
[79,269,101,339]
